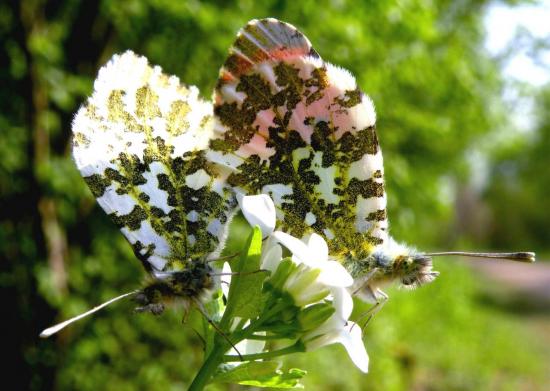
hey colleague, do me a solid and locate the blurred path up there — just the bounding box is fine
[472,259,550,353]
[472,259,550,300]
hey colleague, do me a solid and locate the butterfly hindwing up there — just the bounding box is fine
[209,19,388,262]
[72,51,236,274]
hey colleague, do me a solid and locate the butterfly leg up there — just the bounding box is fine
[192,297,243,360]
[134,288,166,315]
[352,267,379,297]
[134,303,165,315]
[359,289,389,329]
[181,308,190,324]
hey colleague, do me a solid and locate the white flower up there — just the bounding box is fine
[221,262,232,298]
[239,194,282,272]
[240,194,354,304]
[273,232,353,306]
[239,193,369,372]
[302,288,351,340]
[283,264,331,306]
[331,285,354,321]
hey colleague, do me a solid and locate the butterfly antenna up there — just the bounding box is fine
[425,251,535,263]
[212,269,269,278]
[39,290,140,338]
[192,298,243,360]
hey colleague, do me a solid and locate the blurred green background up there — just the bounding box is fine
[2,0,549,390]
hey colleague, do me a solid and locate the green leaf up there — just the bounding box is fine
[212,361,306,389]
[223,226,267,321]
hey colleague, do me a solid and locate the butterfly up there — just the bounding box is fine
[41,18,534,338]
[205,18,535,308]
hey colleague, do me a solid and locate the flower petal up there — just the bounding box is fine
[261,242,283,273]
[272,231,309,264]
[340,322,369,373]
[306,321,369,373]
[331,287,353,320]
[304,313,346,340]
[239,194,276,237]
[306,233,328,264]
[235,333,266,356]
[284,265,330,306]
[317,261,354,287]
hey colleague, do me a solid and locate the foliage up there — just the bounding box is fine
[2,0,548,390]
[484,87,550,254]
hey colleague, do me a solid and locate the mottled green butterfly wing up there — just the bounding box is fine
[72,51,236,275]
[209,18,388,263]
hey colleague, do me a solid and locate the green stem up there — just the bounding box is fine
[222,342,304,362]
[189,293,294,388]
[237,300,290,338]
[188,342,226,391]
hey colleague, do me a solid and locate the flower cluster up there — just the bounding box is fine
[235,194,369,373]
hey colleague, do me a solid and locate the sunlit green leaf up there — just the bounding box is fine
[223,226,267,321]
[212,361,306,389]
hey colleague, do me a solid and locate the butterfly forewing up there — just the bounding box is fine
[72,51,236,275]
[209,18,388,262]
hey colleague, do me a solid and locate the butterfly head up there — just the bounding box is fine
[134,262,216,314]
[390,252,439,288]
[366,239,439,289]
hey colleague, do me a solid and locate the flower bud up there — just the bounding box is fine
[298,303,335,332]
[264,258,296,292]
